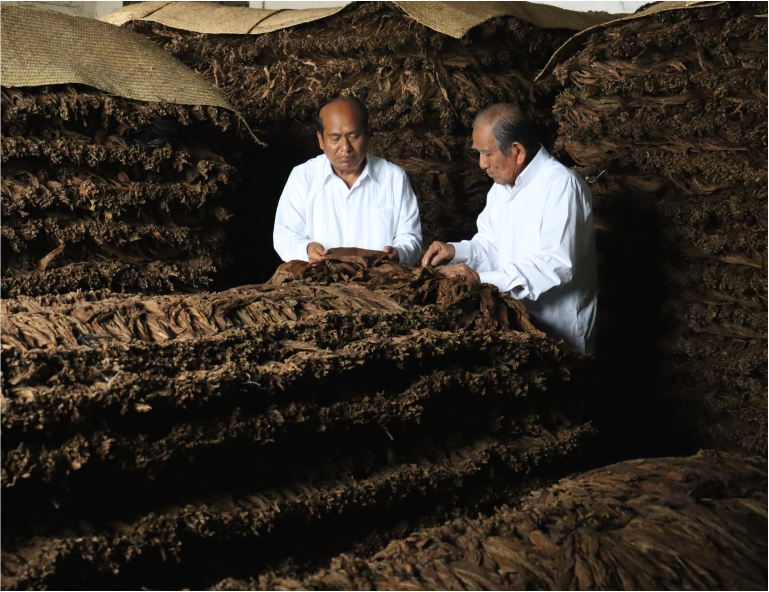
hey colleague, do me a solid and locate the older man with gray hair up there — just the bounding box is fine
[422,103,598,353]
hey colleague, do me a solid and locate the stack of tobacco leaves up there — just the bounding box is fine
[126,1,576,245]
[1,84,237,297]
[268,257,542,334]
[549,2,767,454]
[244,451,767,591]
[1,269,593,590]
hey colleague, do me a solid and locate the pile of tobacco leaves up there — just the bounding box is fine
[1,258,594,590]
[127,1,575,246]
[549,2,767,455]
[243,452,767,591]
[1,84,237,297]
[2,3,767,590]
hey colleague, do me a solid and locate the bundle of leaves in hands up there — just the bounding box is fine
[1,84,238,297]
[549,2,767,454]
[127,1,576,245]
[1,270,592,590]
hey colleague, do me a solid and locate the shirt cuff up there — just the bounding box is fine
[478,270,506,292]
[478,269,529,299]
[449,241,472,264]
[392,244,407,266]
[291,240,312,262]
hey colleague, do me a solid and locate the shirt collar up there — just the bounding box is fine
[323,153,378,186]
[512,145,549,189]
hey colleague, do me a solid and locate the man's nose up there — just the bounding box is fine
[342,137,353,152]
[479,155,489,169]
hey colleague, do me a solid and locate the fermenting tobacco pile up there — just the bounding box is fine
[550,1,767,454]
[1,85,237,297]
[246,452,767,591]
[1,260,591,590]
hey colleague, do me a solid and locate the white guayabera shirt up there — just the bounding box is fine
[450,147,599,353]
[273,153,423,265]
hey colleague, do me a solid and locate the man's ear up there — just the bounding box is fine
[513,142,526,165]
[317,131,324,151]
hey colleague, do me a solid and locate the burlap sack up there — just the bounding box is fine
[535,1,728,81]
[1,4,233,109]
[101,0,618,37]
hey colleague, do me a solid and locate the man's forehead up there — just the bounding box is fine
[472,126,495,148]
[321,101,363,124]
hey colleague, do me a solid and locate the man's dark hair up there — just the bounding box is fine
[473,103,540,163]
[315,96,370,136]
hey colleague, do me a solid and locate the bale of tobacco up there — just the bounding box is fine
[548,2,767,455]
[244,451,768,591]
[1,84,237,297]
[1,261,593,590]
[123,1,580,246]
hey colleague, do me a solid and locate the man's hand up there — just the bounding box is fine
[307,242,326,264]
[382,246,400,263]
[422,241,456,267]
[438,263,480,282]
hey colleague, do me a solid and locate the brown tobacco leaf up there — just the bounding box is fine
[36,243,64,272]
[322,247,389,268]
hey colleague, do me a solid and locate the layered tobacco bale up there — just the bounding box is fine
[1,270,592,590]
[1,84,237,297]
[268,257,541,333]
[550,2,768,454]
[127,2,576,246]
[243,451,768,591]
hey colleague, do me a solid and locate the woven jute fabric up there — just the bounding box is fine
[101,1,347,34]
[100,0,617,37]
[396,1,616,37]
[536,0,728,81]
[1,5,233,109]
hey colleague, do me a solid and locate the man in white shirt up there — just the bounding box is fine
[422,103,598,353]
[273,97,422,266]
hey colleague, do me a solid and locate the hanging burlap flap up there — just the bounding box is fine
[100,0,618,37]
[396,2,617,37]
[1,4,233,109]
[101,1,348,34]
[535,1,728,81]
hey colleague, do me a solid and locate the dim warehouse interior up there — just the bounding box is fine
[0,1,766,590]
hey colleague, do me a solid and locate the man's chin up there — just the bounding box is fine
[336,159,363,171]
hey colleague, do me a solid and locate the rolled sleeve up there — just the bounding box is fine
[450,240,472,264]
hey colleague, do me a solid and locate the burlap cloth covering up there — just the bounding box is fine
[1,4,233,110]
[536,1,729,80]
[100,1,618,36]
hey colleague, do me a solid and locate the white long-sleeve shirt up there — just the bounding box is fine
[450,147,598,353]
[273,153,422,265]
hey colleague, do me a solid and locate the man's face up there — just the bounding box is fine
[472,122,526,186]
[317,101,370,175]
